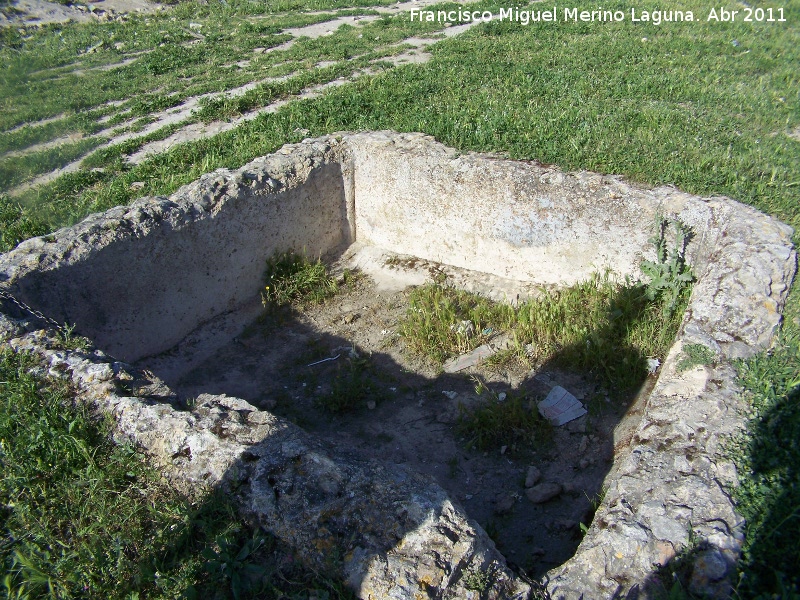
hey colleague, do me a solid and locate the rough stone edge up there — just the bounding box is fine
[0,319,531,600]
[545,195,796,598]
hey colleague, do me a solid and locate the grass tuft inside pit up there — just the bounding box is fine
[262,250,339,308]
[399,271,687,397]
[456,389,552,453]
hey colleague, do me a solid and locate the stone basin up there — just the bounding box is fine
[0,131,795,599]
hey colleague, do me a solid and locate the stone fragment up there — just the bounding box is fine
[494,493,516,515]
[525,465,542,488]
[442,344,495,373]
[526,482,562,504]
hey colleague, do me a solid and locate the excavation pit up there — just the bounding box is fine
[0,132,795,599]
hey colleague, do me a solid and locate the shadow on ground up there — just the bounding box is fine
[131,279,658,597]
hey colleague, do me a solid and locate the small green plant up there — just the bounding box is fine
[54,322,92,351]
[676,343,716,372]
[314,350,383,413]
[261,250,338,308]
[201,531,268,600]
[456,387,550,453]
[462,562,497,593]
[447,455,459,479]
[640,217,695,318]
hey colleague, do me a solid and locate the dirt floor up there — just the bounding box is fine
[140,248,635,579]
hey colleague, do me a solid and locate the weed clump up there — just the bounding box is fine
[456,394,551,453]
[314,350,385,413]
[398,282,514,363]
[399,271,687,395]
[640,217,695,318]
[261,250,343,309]
[399,219,694,396]
[677,343,716,372]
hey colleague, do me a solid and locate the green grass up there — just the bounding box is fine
[398,279,515,363]
[0,137,104,193]
[399,271,686,395]
[456,390,552,453]
[0,349,354,599]
[261,250,340,308]
[0,0,460,182]
[314,351,386,413]
[1,0,799,595]
[731,330,800,597]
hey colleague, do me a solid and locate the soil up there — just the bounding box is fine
[139,247,635,579]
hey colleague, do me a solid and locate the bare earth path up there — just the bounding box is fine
[2,0,490,196]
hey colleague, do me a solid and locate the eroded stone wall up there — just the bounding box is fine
[0,132,795,599]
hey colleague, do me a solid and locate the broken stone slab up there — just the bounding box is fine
[526,482,562,504]
[443,343,496,373]
[0,314,530,600]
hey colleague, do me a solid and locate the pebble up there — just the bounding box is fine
[525,465,542,488]
[494,493,516,515]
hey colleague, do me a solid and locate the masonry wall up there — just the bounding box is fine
[0,143,349,362]
[347,131,701,286]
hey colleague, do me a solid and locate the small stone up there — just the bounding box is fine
[526,482,562,504]
[553,519,576,531]
[525,466,541,488]
[579,458,590,469]
[578,436,589,453]
[130,181,145,190]
[494,493,515,515]
[500,445,508,455]
[690,549,730,592]
[366,400,376,410]
[342,313,357,324]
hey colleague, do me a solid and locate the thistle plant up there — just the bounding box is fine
[640,217,695,318]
